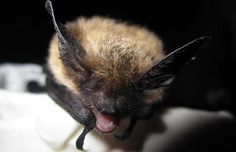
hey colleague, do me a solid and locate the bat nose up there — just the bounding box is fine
[98,105,116,115]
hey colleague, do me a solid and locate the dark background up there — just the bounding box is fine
[0,0,235,114]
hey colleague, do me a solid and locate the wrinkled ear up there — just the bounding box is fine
[45,0,90,81]
[136,36,211,91]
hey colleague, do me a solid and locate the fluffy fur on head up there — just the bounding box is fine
[48,16,165,101]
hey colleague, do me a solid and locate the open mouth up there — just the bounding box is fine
[93,110,119,133]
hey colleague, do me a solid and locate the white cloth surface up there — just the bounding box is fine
[0,89,234,152]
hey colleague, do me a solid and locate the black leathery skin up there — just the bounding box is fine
[45,0,91,83]
[136,36,211,91]
[114,117,137,141]
[45,68,95,150]
[76,124,94,149]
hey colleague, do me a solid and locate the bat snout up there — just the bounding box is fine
[97,104,116,115]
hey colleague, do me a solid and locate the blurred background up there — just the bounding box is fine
[0,0,235,114]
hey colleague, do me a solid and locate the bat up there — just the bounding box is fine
[44,0,211,150]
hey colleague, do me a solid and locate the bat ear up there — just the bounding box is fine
[45,0,90,82]
[136,36,211,91]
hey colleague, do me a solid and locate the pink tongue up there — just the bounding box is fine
[94,111,117,133]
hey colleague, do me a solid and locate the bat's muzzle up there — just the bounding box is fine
[93,109,119,133]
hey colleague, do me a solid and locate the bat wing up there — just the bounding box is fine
[45,67,95,150]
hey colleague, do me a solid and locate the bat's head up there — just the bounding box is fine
[45,0,211,149]
[78,80,137,133]
[45,0,154,134]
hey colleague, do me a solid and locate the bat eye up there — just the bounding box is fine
[133,83,146,92]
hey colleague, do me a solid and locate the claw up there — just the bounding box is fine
[76,125,94,150]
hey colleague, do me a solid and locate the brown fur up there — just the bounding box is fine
[48,16,165,103]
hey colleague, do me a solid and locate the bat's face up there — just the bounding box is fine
[79,77,148,133]
[80,82,130,133]
[45,0,211,150]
